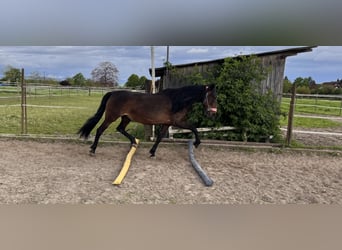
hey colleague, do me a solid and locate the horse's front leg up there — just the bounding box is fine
[174,120,201,148]
[149,125,169,157]
[192,127,201,148]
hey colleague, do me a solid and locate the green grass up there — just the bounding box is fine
[279,116,341,129]
[280,96,342,129]
[0,86,21,97]
[282,97,342,116]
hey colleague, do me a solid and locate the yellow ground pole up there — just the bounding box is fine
[112,139,139,185]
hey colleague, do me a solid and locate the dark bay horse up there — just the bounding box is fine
[78,84,217,157]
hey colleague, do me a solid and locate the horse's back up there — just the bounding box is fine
[106,90,172,122]
[109,90,164,104]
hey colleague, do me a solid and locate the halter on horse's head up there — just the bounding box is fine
[203,84,217,116]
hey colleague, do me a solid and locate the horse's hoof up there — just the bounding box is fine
[89,149,96,156]
[150,153,155,158]
[194,142,200,148]
[131,139,139,148]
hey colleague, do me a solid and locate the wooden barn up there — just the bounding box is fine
[150,46,316,101]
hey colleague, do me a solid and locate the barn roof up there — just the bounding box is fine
[150,46,316,77]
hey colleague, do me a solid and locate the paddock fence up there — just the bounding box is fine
[1,83,341,147]
[0,84,135,99]
[0,83,144,137]
[282,93,342,116]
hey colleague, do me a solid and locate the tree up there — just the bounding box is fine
[3,66,21,83]
[283,76,292,93]
[293,77,304,87]
[296,86,311,94]
[91,61,119,87]
[125,74,147,89]
[293,76,316,94]
[139,76,148,88]
[125,74,140,88]
[293,76,316,88]
[72,73,86,86]
[307,77,316,89]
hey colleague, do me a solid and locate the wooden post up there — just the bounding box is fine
[166,46,169,64]
[151,46,156,94]
[286,83,296,146]
[21,68,27,134]
[150,46,156,140]
[21,69,24,134]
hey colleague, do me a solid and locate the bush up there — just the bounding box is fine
[318,85,336,95]
[188,56,282,142]
[296,86,311,94]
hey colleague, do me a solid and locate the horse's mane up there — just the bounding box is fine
[159,85,206,113]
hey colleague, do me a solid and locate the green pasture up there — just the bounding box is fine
[279,116,341,129]
[280,96,342,129]
[0,87,21,97]
[0,93,144,139]
[282,97,342,116]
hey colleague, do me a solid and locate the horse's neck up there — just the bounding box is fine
[192,89,205,103]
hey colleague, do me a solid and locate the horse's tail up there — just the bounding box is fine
[78,91,112,139]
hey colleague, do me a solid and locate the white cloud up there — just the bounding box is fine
[186,48,209,54]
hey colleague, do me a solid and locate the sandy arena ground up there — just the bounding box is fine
[0,138,341,204]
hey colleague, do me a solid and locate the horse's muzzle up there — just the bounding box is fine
[206,107,217,117]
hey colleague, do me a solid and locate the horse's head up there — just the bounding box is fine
[203,84,217,117]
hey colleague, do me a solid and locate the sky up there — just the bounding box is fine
[0,46,341,85]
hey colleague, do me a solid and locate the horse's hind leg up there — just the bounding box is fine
[90,121,110,154]
[117,116,137,146]
[90,118,115,154]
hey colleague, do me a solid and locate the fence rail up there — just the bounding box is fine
[168,126,237,139]
[0,85,144,99]
[282,93,342,100]
[282,93,342,116]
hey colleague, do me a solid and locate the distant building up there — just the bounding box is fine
[321,80,342,89]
